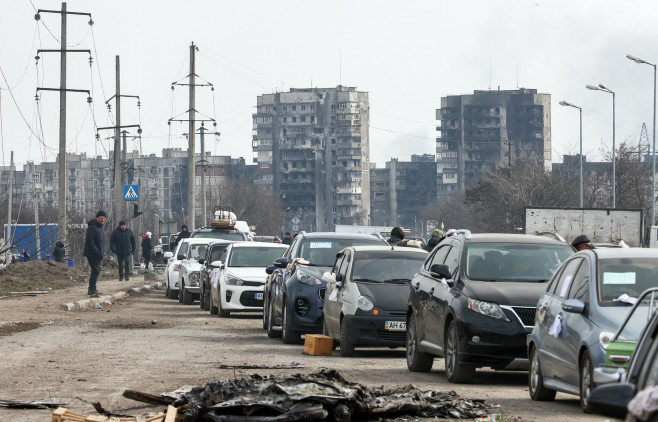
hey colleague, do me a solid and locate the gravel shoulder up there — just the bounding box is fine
[0,275,612,421]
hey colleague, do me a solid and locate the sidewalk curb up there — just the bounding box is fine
[60,281,164,311]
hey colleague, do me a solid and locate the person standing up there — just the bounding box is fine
[173,224,191,249]
[425,229,446,252]
[282,232,293,245]
[110,221,136,281]
[571,235,592,251]
[52,240,66,263]
[83,210,107,295]
[142,231,154,270]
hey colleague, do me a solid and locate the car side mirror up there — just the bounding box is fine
[177,254,185,260]
[266,265,276,275]
[430,264,451,280]
[198,258,205,265]
[588,382,635,420]
[273,257,289,269]
[210,260,222,267]
[164,252,173,259]
[562,299,586,314]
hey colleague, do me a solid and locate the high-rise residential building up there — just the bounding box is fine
[436,88,551,199]
[252,86,370,233]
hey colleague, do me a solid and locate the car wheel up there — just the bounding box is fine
[267,298,282,339]
[323,318,337,351]
[406,313,433,372]
[339,318,355,357]
[203,288,211,311]
[165,281,170,298]
[182,287,193,305]
[209,288,218,315]
[444,320,475,383]
[178,281,184,303]
[282,302,301,344]
[262,295,269,330]
[217,289,230,317]
[580,351,594,413]
[528,345,556,401]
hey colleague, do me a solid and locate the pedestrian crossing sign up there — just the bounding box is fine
[123,184,139,201]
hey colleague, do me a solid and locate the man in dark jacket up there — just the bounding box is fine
[53,241,65,263]
[83,210,107,295]
[282,232,293,245]
[173,225,191,249]
[110,221,135,281]
[142,232,154,269]
[388,226,406,246]
[424,229,446,252]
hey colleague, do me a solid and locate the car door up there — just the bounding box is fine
[559,256,592,386]
[324,252,349,337]
[432,241,462,353]
[272,237,301,321]
[537,257,584,381]
[414,242,452,352]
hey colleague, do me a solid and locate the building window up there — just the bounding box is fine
[301,116,306,122]
[292,106,296,111]
[292,117,296,123]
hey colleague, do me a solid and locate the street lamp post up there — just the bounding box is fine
[627,54,657,228]
[559,100,584,207]
[586,84,616,208]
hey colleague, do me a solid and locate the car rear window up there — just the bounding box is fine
[466,242,573,282]
[191,230,246,240]
[299,238,386,267]
[352,252,426,283]
[598,258,658,305]
[228,246,286,267]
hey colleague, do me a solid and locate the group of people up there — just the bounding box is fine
[81,210,158,296]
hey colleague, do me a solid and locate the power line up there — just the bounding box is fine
[370,125,435,140]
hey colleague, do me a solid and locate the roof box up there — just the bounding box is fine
[211,210,236,228]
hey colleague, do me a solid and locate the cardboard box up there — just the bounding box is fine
[304,334,333,356]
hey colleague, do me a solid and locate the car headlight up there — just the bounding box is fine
[189,273,199,283]
[296,269,322,286]
[357,295,375,311]
[468,298,510,321]
[600,331,615,349]
[173,264,180,271]
[225,275,244,286]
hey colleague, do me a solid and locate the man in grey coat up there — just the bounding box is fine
[110,221,135,281]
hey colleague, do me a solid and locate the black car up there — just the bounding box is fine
[406,231,574,383]
[198,240,239,312]
[589,307,658,420]
[190,226,249,241]
[263,231,388,344]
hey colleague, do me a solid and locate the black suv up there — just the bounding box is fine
[406,231,574,383]
[263,231,388,344]
[190,227,248,241]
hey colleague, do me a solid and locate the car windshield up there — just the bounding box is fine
[352,252,426,283]
[299,238,385,267]
[598,258,658,305]
[192,230,245,240]
[188,244,208,260]
[228,246,285,267]
[616,290,658,341]
[466,243,573,282]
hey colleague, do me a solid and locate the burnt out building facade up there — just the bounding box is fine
[436,88,551,199]
[252,86,370,232]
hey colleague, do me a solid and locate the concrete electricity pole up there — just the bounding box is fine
[31,162,41,259]
[7,151,14,244]
[188,43,196,231]
[34,2,93,245]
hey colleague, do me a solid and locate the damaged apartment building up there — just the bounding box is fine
[436,88,551,200]
[252,86,370,232]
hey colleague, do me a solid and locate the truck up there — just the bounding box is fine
[524,207,643,247]
[3,224,59,260]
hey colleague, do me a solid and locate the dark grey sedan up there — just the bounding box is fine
[528,248,658,413]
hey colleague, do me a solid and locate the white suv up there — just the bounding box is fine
[176,239,213,305]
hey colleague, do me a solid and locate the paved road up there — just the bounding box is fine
[0,281,612,421]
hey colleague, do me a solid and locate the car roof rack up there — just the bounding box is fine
[449,229,472,239]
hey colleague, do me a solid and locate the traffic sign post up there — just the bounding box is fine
[123,184,139,201]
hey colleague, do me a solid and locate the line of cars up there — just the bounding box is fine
[163,226,658,420]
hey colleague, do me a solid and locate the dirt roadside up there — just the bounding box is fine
[0,274,611,422]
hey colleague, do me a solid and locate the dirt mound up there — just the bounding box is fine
[0,260,89,293]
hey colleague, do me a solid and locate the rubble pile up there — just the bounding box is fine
[169,369,495,421]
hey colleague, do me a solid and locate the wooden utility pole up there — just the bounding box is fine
[187,43,196,231]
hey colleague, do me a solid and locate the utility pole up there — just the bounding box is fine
[31,162,41,259]
[199,123,206,227]
[169,42,214,230]
[7,151,14,245]
[188,43,196,231]
[34,2,93,246]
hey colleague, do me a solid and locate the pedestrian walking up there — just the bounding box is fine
[52,240,65,263]
[142,231,154,270]
[110,221,136,281]
[83,210,107,296]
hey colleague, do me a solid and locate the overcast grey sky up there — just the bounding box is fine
[2,0,658,170]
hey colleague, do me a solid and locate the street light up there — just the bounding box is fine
[559,100,584,208]
[627,54,657,228]
[586,83,616,208]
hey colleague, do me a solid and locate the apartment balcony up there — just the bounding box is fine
[336,187,362,194]
[336,199,361,206]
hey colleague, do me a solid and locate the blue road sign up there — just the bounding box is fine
[123,184,139,201]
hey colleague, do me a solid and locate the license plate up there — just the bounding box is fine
[385,321,406,331]
[254,292,263,300]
